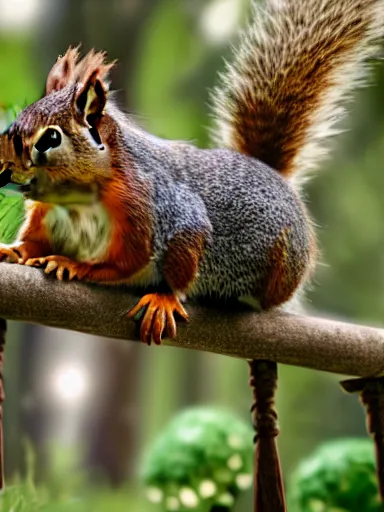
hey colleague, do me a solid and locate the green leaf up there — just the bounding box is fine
[0,191,25,244]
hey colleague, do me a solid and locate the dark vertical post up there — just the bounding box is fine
[341,376,384,501]
[0,318,6,489]
[249,360,286,512]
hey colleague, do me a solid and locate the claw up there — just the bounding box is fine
[127,293,189,345]
[128,295,151,320]
[68,266,77,280]
[165,308,177,340]
[25,257,46,267]
[153,308,166,345]
[141,304,158,346]
[173,300,189,322]
[25,255,82,281]
[45,260,59,275]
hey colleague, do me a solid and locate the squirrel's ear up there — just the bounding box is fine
[74,70,107,125]
[45,46,80,95]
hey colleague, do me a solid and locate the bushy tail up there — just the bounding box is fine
[211,0,384,181]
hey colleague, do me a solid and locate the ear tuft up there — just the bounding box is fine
[45,47,116,125]
[45,46,81,95]
[45,46,116,98]
[74,49,116,87]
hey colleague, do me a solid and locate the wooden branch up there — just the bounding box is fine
[0,263,383,377]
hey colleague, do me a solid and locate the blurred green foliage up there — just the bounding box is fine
[287,439,380,512]
[0,442,145,512]
[141,407,253,511]
[0,483,144,512]
[0,38,39,106]
[134,0,209,144]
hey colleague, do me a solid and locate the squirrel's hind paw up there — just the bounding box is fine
[127,293,189,346]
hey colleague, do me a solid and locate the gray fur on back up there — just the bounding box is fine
[121,127,311,301]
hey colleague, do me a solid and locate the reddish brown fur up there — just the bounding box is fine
[212,0,383,178]
[163,231,206,292]
[0,133,18,167]
[261,228,302,309]
[45,47,115,95]
[17,202,53,260]
[74,49,115,86]
[45,47,81,95]
[234,20,370,177]
[94,112,154,278]
[12,167,153,283]
[100,172,153,278]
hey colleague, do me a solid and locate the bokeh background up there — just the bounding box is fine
[1,0,384,510]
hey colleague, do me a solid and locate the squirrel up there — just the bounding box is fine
[0,0,383,345]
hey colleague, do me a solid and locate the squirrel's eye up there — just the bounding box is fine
[34,128,62,153]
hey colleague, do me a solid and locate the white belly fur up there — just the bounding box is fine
[44,202,112,262]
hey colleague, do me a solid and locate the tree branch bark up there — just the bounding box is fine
[0,263,383,377]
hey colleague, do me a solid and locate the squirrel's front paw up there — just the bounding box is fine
[0,245,22,264]
[25,255,87,281]
[127,293,189,346]
[0,242,49,264]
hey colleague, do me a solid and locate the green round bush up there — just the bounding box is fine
[141,407,254,511]
[287,438,381,512]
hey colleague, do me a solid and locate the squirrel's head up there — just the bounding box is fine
[0,47,116,202]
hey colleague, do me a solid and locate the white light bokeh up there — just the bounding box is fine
[0,0,42,33]
[200,0,243,45]
[52,364,89,404]
[38,328,99,447]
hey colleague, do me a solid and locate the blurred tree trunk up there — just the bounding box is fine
[84,0,162,107]
[33,0,88,91]
[3,323,25,478]
[84,339,143,485]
